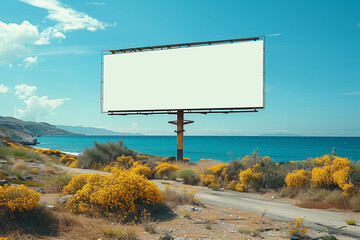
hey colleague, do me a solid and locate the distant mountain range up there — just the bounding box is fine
[57,125,142,136]
[259,133,301,137]
[0,116,79,137]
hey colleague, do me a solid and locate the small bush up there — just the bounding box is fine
[13,161,28,171]
[0,184,41,212]
[178,169,195,179]
[345,219,357,225]
[324,190,346,207]
[285,170,309,189]
[238,227,260,237]
[143,222,155,233]
[41,167,56,175]
[45,174,73,193]
[103,227,137,239]
[162,184,198,206]
[64,168,163,222]
[183,173,200,186]
[77,140,137,168]
[349,194,360,211]
[130,162,152,178]
[155,163,180,180]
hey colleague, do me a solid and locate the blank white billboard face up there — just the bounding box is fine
[102,40,264,112]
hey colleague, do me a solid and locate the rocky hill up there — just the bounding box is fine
[0,116,80,137]
[57,125,142,136]
[0,127,37,145]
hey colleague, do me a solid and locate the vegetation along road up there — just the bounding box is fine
[58,165,360,238]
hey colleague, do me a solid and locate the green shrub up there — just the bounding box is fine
[178,170,200,185]
[183,173,200,185]
[0,147,47,162]
[77,140,137,168]
[178,169,195,179]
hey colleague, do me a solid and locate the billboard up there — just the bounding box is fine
[101,38,264,114]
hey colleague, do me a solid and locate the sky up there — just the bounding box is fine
[0,0,359,136]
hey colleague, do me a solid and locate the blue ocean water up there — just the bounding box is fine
[36,136,360,163]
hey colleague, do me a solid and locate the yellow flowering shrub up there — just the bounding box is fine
[0,185,41,212]
[311,166,333,187]
[35,148,61,156]
[287,218,309,237]
[341,183,357,197]
[116,155,135,167]
[285,170,309,189]
[241,155,251,165]
[4,140,31,150]
[59,154,77,166]
[199,158,214,162]
[310,154,331,166]
[68,160,77,168]
[102,155,135,172]
[64,169,163,220]
[226,180,237,190]
[130,162,153,178]
[200,174,217,187]
[154,162,180,179]
[62,173,91,195]
[239,168,262,191]
[235,183,245,192]
[208,163,229,175]
[311,156,356,196]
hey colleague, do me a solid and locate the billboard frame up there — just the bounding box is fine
[100,36,265,116]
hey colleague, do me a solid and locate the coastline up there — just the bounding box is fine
[36,135,360,163]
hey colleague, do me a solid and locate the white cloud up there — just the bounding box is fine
[21,0,109,45]
[86,2,105,5]
[0,21,40,63]
[14,95,69,121]
[343,91,360,96]
[268,33,281,37]
[22,56,39,68]
[0,84,10,94]
[0,1,109,64]
[14,84,37,99]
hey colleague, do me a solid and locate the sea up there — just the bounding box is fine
[35,136,360,163]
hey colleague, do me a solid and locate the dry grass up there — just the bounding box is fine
[296,189,351,210]
[0,204,59,236]
[173,160,221,174]
[162,186,198,206]
[55,211,138,240]
[12,161,28,171]
[350,194,360,211]
[297,199,332,209]
[41,167,57,175]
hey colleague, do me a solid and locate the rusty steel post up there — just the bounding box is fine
[177,110,184,161]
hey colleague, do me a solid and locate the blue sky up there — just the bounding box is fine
[0,0,359,136]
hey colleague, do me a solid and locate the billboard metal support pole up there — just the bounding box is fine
[177,110,184,160]
[169,110,194,161]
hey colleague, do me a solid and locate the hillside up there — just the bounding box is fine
[57,125,142,136]
[0,126,37,145]
[0,116,80,137]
